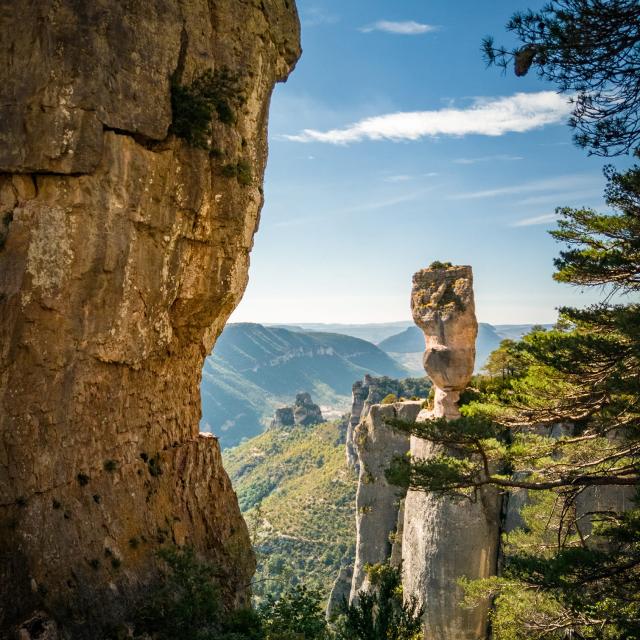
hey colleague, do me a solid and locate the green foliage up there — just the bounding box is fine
[134,547,261,640]
[259,585,330,640]
[334,564,423,640]
[428,261,453,269]
[483,0,640,156]
[391,163,640,637]
[103,459,118,473]
[77,472,90,486]
[222,159,253,186]
[381,393,398,405]
[170,67,246,149]
[224,421,357,603]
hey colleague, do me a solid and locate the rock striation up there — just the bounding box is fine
[349,401,422,601]
[0,1,300,636]
[402,264,501,640]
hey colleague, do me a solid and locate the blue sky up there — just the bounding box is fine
[231,0,616,325]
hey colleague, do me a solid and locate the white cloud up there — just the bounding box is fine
[285,92,572,145]
[302,7,339,27]
[360,20,439,35]
[450,174,598,200]
[454,154,524,165]
[383,174,413,183]
[511,213,559,227]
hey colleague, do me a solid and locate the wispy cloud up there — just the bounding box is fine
[453,154,524,165]
[302,7,339,27]
[383,175,413,183]
[450,174,598,200]
[360,20,439,35]
[285,92,572,145]
[511,213,559,227]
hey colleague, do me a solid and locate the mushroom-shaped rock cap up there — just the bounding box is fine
[411,264,478,418]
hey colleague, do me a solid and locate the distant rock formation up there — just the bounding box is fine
[349,401,422,601]
[403,264,501,640]
[271,407,295,429]
[0,0,300,635]
[326,563,353,619]
[294,392,324,426]
[270,393,324,429]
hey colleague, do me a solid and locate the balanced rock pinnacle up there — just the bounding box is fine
[411,264,478,419]
[403,264,500,640]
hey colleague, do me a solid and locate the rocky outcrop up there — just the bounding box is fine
[270,407,295,429]
[411,265,477,419]
[293,392,324,426]
[402,264,501,640]
[345,375,431,468]
[270,393,324,430]
[0,1,300,636]
[349,401,422,601]
[326,563,353,619]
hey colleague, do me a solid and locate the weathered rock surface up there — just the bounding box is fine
[403,264,501,640]
[270,392,323,430]
[411,265,477,419]
[345,375,431,468]
[326,562,353,619]
[270,407,295,429]
[0,0,300,635]
[293,392,324,426]
[349,401,421,601]
[402,432,501,640]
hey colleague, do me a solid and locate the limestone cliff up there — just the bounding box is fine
[345,375,431,468]
[349,401,421,601]
[402,264,501,640]
[0,1,300,636]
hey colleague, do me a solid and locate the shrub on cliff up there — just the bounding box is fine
[133,547,260,640]
[171,67,246,150]
[333,564,423,640]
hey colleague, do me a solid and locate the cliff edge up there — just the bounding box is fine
[0,1,300,636]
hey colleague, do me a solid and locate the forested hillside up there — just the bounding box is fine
[201,323,408,448]
[223,419,357,602]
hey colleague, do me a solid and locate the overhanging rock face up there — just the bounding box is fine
[0,1,300,635]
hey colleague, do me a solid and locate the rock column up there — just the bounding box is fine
[402,265,501,640]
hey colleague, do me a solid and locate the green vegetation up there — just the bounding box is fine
[333,564,423,640]
[202,323,409,449]
[380,394,398,405]
[224,420,357,602]
[129,549,420,640]
[428,261,452,270]
[222,159,253,185]
[387,165,640,637]
[103,459,118,473]
[170,67,246,149]
[483,0,640,156]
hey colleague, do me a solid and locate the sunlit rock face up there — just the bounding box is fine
[403,264,501,640]
[0,0,300,635]
[349,401,422,601]
[411,265,477,419]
